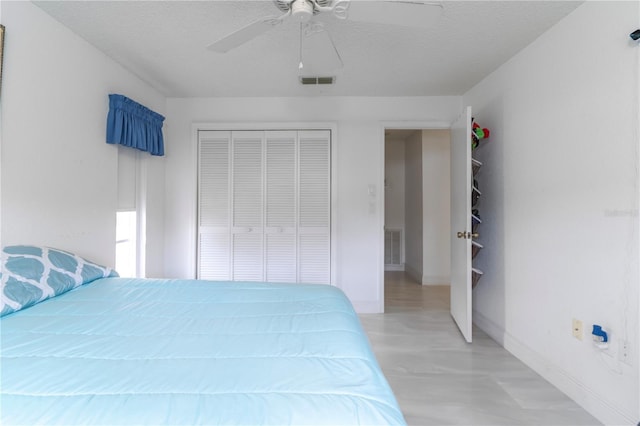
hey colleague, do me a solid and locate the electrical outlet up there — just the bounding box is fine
[572,318,583,340]
[619,340,632,366]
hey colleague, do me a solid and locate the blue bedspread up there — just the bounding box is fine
[1,278,406,425]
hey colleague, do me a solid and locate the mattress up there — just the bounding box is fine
[1,278,406,425]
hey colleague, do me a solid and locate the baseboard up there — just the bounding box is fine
[384,264,405,272]
[404,264,422,284]
[473,310,636,425]
[421,274,449,285]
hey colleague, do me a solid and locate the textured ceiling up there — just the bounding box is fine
[33,0,582,97]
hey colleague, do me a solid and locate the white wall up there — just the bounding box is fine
[0,2,166,269]
[421,129,450,285]
[403,131,423,283]
[384,138,406,268]
[384,139,406,231]
[464,2,639,424]
[163,97,460,312]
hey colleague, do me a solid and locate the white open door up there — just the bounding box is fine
[450,106,473,343]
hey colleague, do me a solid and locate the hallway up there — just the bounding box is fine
[358,272,599,425]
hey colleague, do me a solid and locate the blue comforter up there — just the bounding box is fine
[1,278,406,425]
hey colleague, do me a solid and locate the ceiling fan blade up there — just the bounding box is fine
[339,1,443,28]
[300,22,343,74]
[208,14,287,53]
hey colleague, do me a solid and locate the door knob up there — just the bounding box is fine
[457,231,479,239]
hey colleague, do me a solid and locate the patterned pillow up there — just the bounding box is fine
[1,245,118,317]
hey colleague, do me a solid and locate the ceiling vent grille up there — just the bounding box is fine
[300,76,335,85]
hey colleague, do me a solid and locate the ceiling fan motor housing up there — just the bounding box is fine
[291,0,314,22]
[273,0,334,15]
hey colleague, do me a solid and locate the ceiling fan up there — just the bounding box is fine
[208,0,443,73]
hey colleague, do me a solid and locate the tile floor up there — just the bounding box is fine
[359,271,601,425]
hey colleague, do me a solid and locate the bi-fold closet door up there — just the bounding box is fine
[198,129,330,284]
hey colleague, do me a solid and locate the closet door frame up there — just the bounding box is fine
[192,122,338,287]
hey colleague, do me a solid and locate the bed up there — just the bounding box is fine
[1,245,406,425]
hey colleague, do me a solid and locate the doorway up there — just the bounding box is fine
[383,128,451,311]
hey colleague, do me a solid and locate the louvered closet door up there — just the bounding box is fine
[298,130,331,284]
[231,131,264,281]
[198,129,331,284]
[198,131,231,280]
[265,131,297,282]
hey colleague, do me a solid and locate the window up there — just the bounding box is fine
[115,210,137,278]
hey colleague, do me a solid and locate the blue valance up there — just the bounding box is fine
[106,94,165,156]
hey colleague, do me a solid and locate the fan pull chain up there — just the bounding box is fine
[299,23,304,70]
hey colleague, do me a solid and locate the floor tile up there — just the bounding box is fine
[359,272,601,426]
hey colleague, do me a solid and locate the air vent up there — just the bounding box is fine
[384,228,404,271]
[300,76,335,85]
